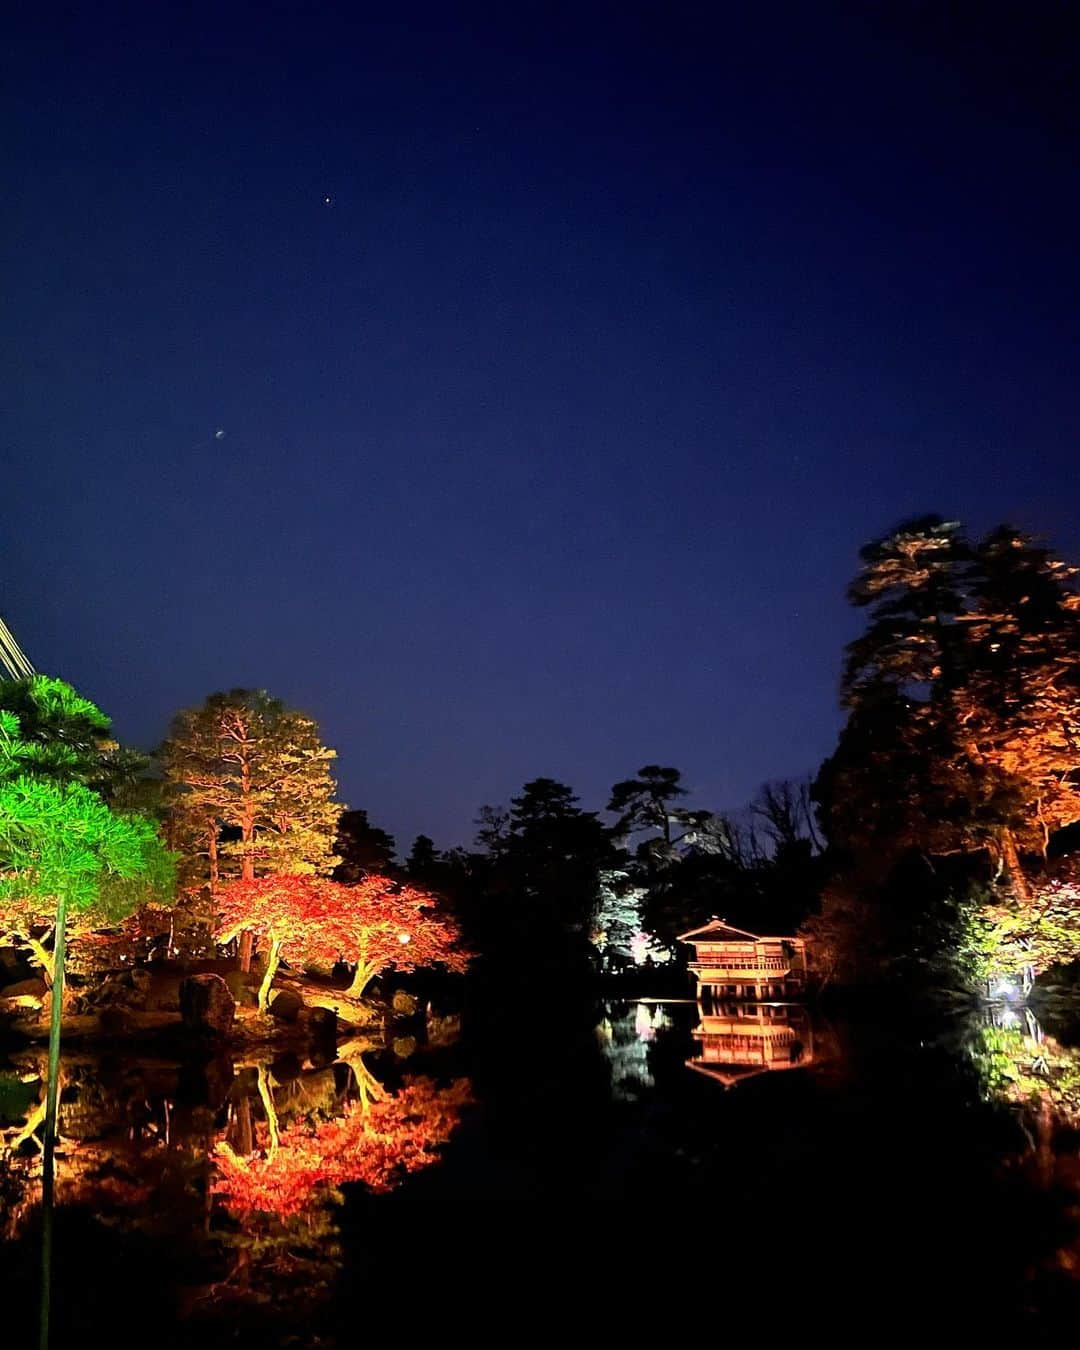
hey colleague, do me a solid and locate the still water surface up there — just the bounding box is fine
[3,994,1080,1344]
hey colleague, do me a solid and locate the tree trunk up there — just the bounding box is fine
[999,827,1033,904]
[346,962,376,999]
[346,932,375,998]
[257,939,283,1012]
[256,1065,280,1159]
[238,783,255,966]
[1036,799,1051,862]
[232,1096,254,1157]
[240,753,255,883]
[207,825,219,890]
[43,889,68,1195]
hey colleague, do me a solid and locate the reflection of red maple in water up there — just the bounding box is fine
[212,1077,472,1218]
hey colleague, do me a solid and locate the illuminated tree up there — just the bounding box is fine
[160,690,341,967]
[952,527,1080,860]
[0,674,150,803]
[215,874,469,1008]
[0,681,174,1166]
[0,681,175,982]
[332,876,469,996]
[591,867,647,968]
[216,875,346,1011]
[814,689,1016,878]
[822,516,1080,897]
[842,516,970,698]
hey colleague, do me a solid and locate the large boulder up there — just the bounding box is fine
[391,990,419,1016]
[224,969,259,1007]
[179,973,235,1036]
[307,1005,337,1041]
[268,988,303,1023]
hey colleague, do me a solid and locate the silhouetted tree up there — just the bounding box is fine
[750,779,822,857]
[404,834,440,880]
[333,809,396,881]
[474,805,510,858]
[608,765,716,870]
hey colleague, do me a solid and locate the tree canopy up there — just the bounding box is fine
[817,516,1080,893]
[160,689,341,891]
[215,872,469,1005]
[0,678,174,980]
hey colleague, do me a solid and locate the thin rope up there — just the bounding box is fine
[0,614,34,680]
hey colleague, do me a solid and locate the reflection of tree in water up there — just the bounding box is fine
[213,1068,472,1215]
[595,1002,672,1101]
[968,1006,1080,1289]
[0,1145,38,1243]
[971,1007,1080,1120]
[200,1049,470,1321]
[0,1034,471,1339]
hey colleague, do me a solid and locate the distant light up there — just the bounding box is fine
[398,932,411,945]
[634,1003,655,1040]
[324,195,333,205]
[214,428,226,440]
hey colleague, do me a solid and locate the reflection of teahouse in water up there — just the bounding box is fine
[678,919,808,1000]
[686,1001,814,1089]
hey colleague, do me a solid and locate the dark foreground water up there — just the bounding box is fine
[3,989,1080,1345]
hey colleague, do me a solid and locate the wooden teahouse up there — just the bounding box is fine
[678,918,808,1000]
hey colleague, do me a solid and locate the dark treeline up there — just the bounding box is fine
[340,767,826,985]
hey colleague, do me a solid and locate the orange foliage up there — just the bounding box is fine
[214,874,470,991]
[215,875,349,965]
[212,1077,472,1217]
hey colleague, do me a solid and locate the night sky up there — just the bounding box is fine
[4,4,1078,849]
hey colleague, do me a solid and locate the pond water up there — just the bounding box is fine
[3,991,1080,1344]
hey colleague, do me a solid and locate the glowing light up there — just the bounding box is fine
[629,930,672,966]
[993,979,1019,1001]
[398,931,412,945]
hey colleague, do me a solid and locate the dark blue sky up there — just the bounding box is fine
[4,4,1079,849]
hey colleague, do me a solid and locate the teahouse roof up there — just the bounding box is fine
[685,1061,780,1089]
[676,917,802,944]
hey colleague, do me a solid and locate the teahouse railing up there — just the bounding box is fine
[690,956,790,973]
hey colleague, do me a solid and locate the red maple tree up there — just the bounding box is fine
[325,875,471,996]
[215,874,469,1009]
